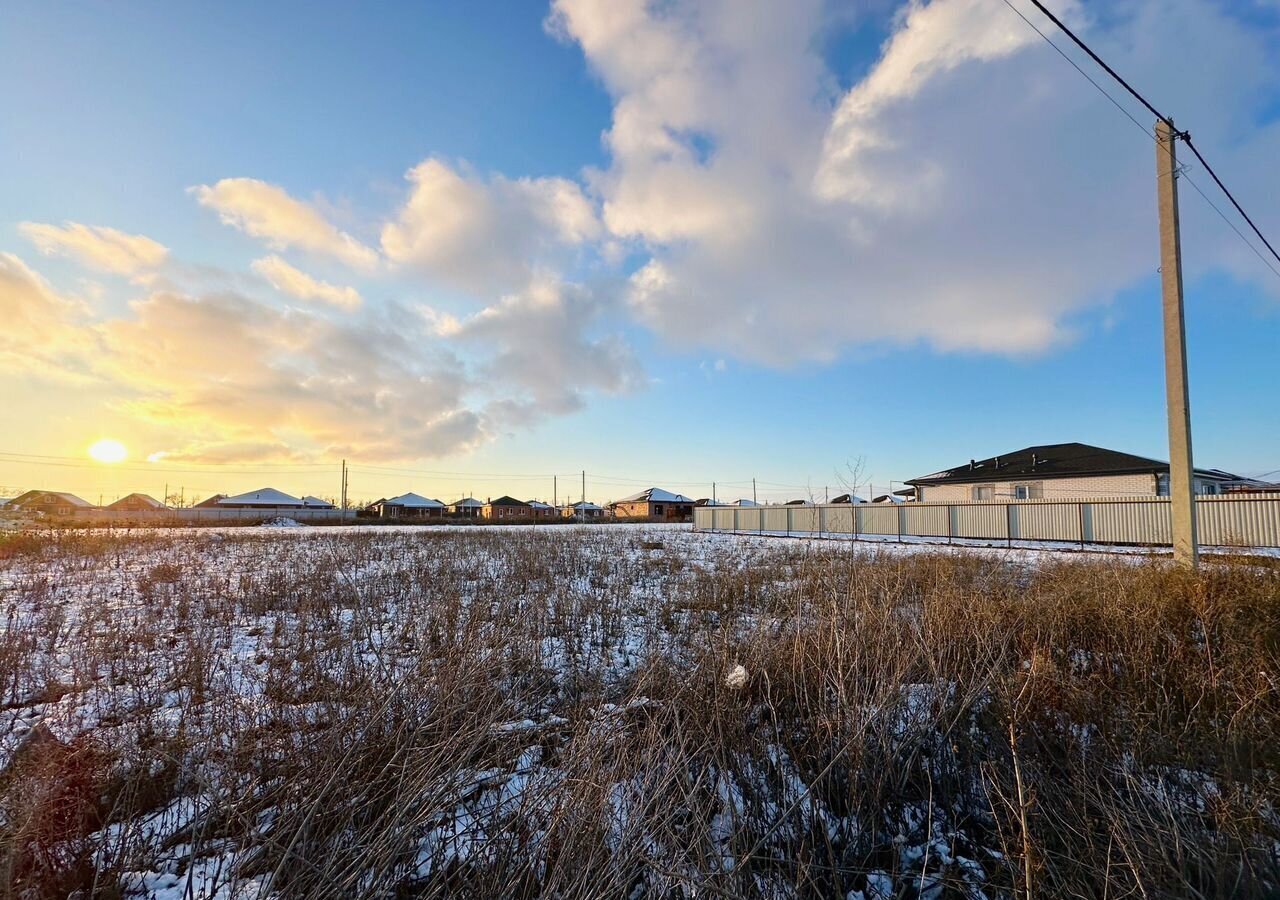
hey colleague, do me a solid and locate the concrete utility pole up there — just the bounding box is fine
[1155,119,1198,567]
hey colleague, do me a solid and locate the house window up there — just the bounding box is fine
[1157,474,1170,496]
[653,504,664,516]
[972,485,994,501]
[1013,483,1043,500]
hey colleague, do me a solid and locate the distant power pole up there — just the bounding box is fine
[581,470,585,505]
[753,478,757,505]
[1155,119,1198,567]
[340,459,348,512]
[553,475,557,509]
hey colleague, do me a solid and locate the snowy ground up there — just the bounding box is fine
[0,524,1274,898]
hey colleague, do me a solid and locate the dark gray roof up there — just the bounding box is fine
[908,443,1241,487]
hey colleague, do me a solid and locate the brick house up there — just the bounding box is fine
[449,497,484,518]
[9,490,95,516]
[609,488,695,520]
[482,496,533,520]
[907,443,1245,502]
[526,500,556,519]
[105,493,167,512]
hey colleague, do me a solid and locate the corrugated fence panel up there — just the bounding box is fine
[954,504,1008,540]
[1091,500,1170,545]
[692,498,1280,548]
[1198,497,1280,547]
[790,507,819,533]
[859,506,899,535]
[826,506,854,533]
[1015,503,1082,542]
[763,507,791,532]
[903,505,950,538]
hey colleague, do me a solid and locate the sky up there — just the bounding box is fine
[2,0,1278,507]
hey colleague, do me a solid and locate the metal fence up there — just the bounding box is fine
[693,496,1280,549]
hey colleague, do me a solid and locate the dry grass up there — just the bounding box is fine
[0,526,1277,898]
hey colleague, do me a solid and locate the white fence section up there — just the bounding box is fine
[694,496,1280,549]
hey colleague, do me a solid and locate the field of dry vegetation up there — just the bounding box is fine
[0,525,1277,899]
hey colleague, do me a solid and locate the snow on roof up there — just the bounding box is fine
[568,501,602,510]
[13,490,95,508]
[527,500,553,509]
[614,487,694,504]
[385,493,443,508]
[733,499,760,506]
[217,488,304,507]
[450,497,483,507]
[302,496,336,508]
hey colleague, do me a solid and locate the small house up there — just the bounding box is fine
[211,488,307,509]
[449,497,484,518]
[560,501,604,520]
[366,493,445,519]
[609,488,695,521]
[482,496,533,520]
[908,443,1246,502]
[9,490,95,517]
[105,493,167,512]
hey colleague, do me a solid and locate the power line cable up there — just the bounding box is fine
[1016,0,1280,272]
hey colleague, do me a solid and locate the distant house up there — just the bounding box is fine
[449,497,484,518]
[526,500,556,519]
[695,498,725,507]
[732,499,761,507]
[610,488,695,521]
[482,496,533,520]
[105,493,167,512]
[871,494,905,504]
[366,493,444,519]
[784,499,814,506]
[302,496,336,509]
[560,501,604,520]
[908,443,1248,502]
[208,488,307,509]
[830,494,866,505]
[9,490,95,516]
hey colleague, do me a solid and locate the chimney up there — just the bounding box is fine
[970,459,975,470]
[1032,453,1038,469]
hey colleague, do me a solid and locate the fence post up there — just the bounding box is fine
[897,505,903,543]
[947,506,954,545]
[1006,503,1013,549]
[733,507,739,534]
[1078,502,1086,550]
[818,504,826,538]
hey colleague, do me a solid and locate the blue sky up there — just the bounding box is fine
[1,0,1278,505]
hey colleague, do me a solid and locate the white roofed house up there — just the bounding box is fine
[366,493,445,519]
[526,499,556,519]
[208,488,307,508]
[609,488,695,521]
[302,496,336,509]
[449,497,484,518]
[560,500,604,520]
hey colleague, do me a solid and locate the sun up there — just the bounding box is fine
[88,438,128,464]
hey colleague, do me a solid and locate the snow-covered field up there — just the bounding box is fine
[0,524,1276,898]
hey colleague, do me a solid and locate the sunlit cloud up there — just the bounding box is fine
[251,255,362,310]
[192,177,379,271]
[381,158,601,295]
[19,221,169,278]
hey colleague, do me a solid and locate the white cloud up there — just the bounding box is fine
[381,158,601,294]
[0,252,94,376]
[438,274,643,420]
[251,255,362,310]
[19,221,169,277]
[193,178,379,271]
[553,0,1280,363]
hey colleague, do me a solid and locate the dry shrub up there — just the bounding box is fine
[0,528,1276,898]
